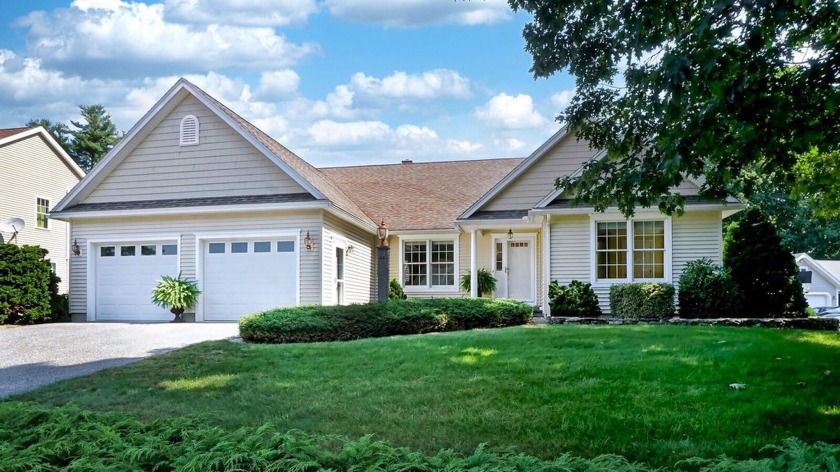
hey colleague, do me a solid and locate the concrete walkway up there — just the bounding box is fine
[0,323,239,398]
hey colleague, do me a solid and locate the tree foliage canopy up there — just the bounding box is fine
[510,0,840,216]
[69,104,121,172]
[25,119,71,152]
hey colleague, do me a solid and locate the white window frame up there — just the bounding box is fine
[589,215,672,285]
[35,196,50,230]
[399,234,460,293]
[179,114,200,146]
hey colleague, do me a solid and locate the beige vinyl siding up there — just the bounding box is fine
[671,211,723,280]
[82,95,306,204]
[322,212,375,305]
[798,261,839,304]
[549,215,595,308]
[483,133,597,211]
[0,133,82,293]
[68,210,322,316]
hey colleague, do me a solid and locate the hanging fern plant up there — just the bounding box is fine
[459,268,497,297]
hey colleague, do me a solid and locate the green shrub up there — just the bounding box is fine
[677,259,740,319]
[548,280,602,317]
[609,283,675,320]
[388,278,407,300]
[239,298,532,343]
[723,209,808,318]
[0,244,56,324]
[459,268,498,296]
[1,402,837,471]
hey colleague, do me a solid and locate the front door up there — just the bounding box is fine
[492,235,535,304]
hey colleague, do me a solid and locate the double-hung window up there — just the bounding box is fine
[36,198,49,229]
[595,219,667,282]
[403,239,456,289]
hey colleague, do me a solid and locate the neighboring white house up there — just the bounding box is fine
[0,127,85,293]
[51,78,743,322]
[795,253,840,308]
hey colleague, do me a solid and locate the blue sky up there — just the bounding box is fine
[0,0,575,166]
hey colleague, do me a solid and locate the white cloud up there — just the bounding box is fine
[474,93,547,129]
[16,0,318,78]
[324,0,511,27]
[446,139,483,153]
[307,120,392,146]
[163,0,318,27]
[493,137,525,152]
[350,69,471,100]
[395,124,438,141]
[550,90,575,113]
[255,70,300,101]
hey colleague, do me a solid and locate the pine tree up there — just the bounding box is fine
[723,209,808,318]
[69,104,120,171]
[25,119,71,153]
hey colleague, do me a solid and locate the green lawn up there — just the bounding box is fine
[15,325,840,468]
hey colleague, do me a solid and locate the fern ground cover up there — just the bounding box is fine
[13,325,840,469]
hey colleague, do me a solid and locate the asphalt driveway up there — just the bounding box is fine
[0,323,239,398]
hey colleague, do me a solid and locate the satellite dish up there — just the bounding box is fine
[0,217,25,244]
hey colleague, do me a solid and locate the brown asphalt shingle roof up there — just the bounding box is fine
[0,127,30,140]
[188,82,375,228]
[321,158,523,231]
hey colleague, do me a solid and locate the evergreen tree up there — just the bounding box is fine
[723,209,807,318]
[69,104,120,171]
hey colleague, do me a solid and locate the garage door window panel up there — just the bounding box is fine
[231,242,248,253]
[141,245,156,256]
[162,244,177,255]
[254,241,271,253]
[277,241,294,252]
[209,243,225,254]
[100,246,115,257]
[121,246,136,256]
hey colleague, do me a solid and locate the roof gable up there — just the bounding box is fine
[797,254,840,288]
[54,79,373,227]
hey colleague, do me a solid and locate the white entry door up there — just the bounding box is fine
[201,238,297,321]
[492,235,535,304]
[95,241,178,321]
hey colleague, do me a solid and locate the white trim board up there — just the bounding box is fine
[0,127,85,179]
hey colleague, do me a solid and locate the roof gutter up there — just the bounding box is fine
[50,201,332,221]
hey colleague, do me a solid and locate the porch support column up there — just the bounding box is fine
[470,229,478,298]
[542,215,551,315]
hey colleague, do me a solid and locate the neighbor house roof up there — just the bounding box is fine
[0,126,85,179]
[321,158,523,231]
[796,253,840,289]
[0,127,30,140]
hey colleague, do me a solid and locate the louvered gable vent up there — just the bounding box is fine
[179,114,199,146]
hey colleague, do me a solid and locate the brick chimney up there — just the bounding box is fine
[401,159,413,164]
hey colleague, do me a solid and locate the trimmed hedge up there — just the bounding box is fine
[677,258,740,319]
[548,280,602,317]
[239,298,533,343]
[609,283,675,320]
[0,244,57,324]
[2,402,838,471]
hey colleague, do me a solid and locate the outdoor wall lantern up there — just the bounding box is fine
[507,229,514,240]
[346,244,356,255]
[377,220,389,247]
[303,231,314,251]
[71,239,81,256]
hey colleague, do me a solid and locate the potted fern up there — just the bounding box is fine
[151,273,201,323]
[459,268,497,297]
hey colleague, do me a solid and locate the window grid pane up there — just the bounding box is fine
[495,242,503,271]
[403,241,427,286]
[36,198,49,229]
[596,222,628,279]
[430,241,455,286]
[633,221,665,279]
[141,245,156,256]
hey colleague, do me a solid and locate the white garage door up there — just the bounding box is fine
[95,242,178,321]
[805,292,831,308]
[201,238,297,321]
